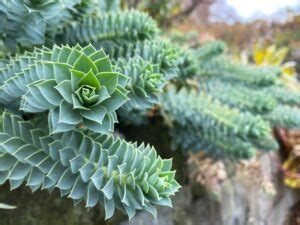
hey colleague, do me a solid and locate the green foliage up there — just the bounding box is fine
[0,5,183,215]
[161,40,298,157]
[176,48,198,80]
[104,39,196,124]
[59,10,159,46]
[0,111,180,219]
[113,54,167,125]
[161,87,278,158]
[114,56,165,111]
[0,44,129,134]
[261,85,300,105]
[194,40,227,60]
[204,80,300,129]
[198,56,281,85]
[0,1,300,220]
[59,10,195,81]
[103,39,183,80]
[0,0,79,51]
[205,80,277,114]
[264,105,300,128]
[194,43,281,86]
[0,0,121,52]
[169,127,256,159]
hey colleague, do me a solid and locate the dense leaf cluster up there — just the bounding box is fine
[161,88,277,159]
[0,0,108,51]
[0,0,181,219]
[0,44,129,134]
[0,112,179,219]
[162,41,300,158]
[0,0,300,220]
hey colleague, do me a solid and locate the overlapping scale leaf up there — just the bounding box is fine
[264,105,300,128]
[205,79,278,114]
[0,0,83,51]
[0,44,129,134]
[163,88,272,140]
[203,79,300,130]
[58,10,159,46]
[103,39,183,80]
[197,55,281,86]
[161,87,278,158]
[114,56,165,111]
[194,40,227,61]
[0,111,180,219]
[176,49,198,80]
[72,0,120,19]
[169,127,256,159]
[261,85,300,106]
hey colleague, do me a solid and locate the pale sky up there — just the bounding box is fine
[227,0,299,18]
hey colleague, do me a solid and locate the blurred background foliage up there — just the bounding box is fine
[122,0,300,220]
